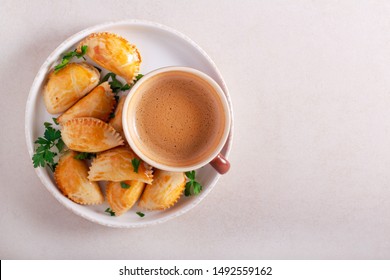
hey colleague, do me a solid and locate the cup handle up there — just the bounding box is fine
[210,153,230,174]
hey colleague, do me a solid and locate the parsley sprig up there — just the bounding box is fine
[185,171,203,196]
[54,45,88,73]
[32,120,65,172]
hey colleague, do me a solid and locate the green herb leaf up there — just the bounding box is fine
[121,84,131,91]
[131,158,141,173]
[32,153,45,168]
[136,212,145,217]
[43,149,56,164]
[101,72,114,83]
[184,181,192,197]
[44,126,61,142]
[55,138,65,153]
[78,45,88,57]
[36,145,49,153]
[101,73,123,93]
[192,181,202,195]
[32,121,65,170]
[74,152,96,160]
[185,171,195,180]
[54,46,88,73]
[52,118,59,125]
[34,137,49,145]
[135,74,144,81]
[109,77,124,92]
[184,170,203,196]
[105,208,116,216]
[120,182,131,189]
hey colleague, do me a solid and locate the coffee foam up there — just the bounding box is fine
[127,71,225,167]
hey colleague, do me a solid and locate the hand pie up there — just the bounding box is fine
[78,32,141,84]
[88,146,153,184]
[54,150,104,205]
[57,82,115,124]
[138,170,185,210]
[61,117,124,152]
[44,62,100,114]
[106,180,145,216]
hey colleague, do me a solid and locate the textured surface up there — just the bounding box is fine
[2,0,390,259]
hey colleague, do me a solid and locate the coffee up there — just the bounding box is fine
[126,71,226,167]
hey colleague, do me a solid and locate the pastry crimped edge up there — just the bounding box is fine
[54,151,104,205]
[77,32,142,84]
[62,117,124,149]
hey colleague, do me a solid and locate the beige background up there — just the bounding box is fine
[2,0,390,259]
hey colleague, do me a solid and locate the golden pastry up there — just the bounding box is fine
[78,32,141,84]
[61,117,124,152]
[138,170,185,210]
[54,150,104,205]
[44,62,100,114]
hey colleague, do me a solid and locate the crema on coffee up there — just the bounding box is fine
[126,71,225,167]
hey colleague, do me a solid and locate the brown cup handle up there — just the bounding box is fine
[210,153,230,174]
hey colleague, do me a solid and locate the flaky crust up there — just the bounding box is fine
[61,117,124,152]
[43,62,100,114]
[106,180,145,216]
[138,170,185,210]
[78,32,141,84]
[88,146,153,184]
[54,150,104,205]
[57,82,116,124]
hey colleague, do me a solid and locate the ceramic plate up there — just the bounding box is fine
[25,20,233,228]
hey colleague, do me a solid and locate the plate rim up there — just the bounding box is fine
[25,19,234,228]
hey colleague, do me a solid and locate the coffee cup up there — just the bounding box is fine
[122,66,231,174]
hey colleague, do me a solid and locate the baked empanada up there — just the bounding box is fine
[61,117,124,152]
[57,82,115,124]
[108,95,125,138]
[78,32,141,84]
[138,170,185,210]
[106,180,145,216]
[88,147,153,184]
[44,62,100,114]
[54,150,104,205]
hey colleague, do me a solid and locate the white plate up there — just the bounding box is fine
[25,20,233,228]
